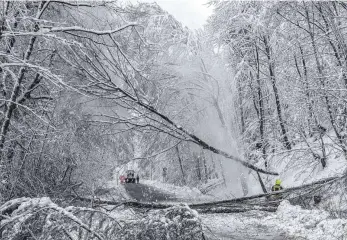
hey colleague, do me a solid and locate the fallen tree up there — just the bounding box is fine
[70,176,341,213]
[53,13,280,176]
[190,176,340,208]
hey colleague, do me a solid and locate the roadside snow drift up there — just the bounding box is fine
[202,200,347,240]
[270,200,347,240]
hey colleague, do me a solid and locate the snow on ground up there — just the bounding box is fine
[226,131,347,199]
[202,200,347,240]
[142,179,215,202]
[268,132,347,188]
[194,132,347,200]
[273,200,347,239]
[108,204,140,221]
[202,211,283,239]
[161,132,347,201]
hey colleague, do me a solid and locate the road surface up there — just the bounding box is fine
[124,183,176,202]
[123,182,286,239]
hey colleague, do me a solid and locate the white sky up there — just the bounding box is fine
[125,0,214,29]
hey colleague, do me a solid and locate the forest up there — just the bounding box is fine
[1,1,347,239]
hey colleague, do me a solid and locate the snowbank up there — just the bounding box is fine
[267,200,347,239]
[201,200,347,240]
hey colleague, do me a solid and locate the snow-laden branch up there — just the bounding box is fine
[0,99,54,128]
[114,141,182,163]
[44,23,138,35]
[0,197,106,240]
[0,63,88,97]
[1,24,138,38]
[50,0,106,7]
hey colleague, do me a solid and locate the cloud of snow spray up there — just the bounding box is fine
[169,45,255,198]
[195,108,246,198]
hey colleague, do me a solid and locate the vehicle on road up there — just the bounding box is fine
[125,170,136,183]
[119,175,126,184]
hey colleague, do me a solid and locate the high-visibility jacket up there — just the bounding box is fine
[271,184,283,192]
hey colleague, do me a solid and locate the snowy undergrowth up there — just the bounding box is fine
[268,132,347,188]
[196,133,347,200]
[142,179,215,202]
[234,132,347,199]
[202,200,347,240]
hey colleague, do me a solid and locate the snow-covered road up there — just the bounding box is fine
[201,211,286,240]
[124,183,177,202]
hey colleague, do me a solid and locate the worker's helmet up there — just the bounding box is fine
[275,179,281,185]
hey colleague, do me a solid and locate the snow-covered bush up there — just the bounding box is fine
[0,197,121,240]
[1,198,204,240]
[320,180,347,218]
[265,200,347,240]
[120,204,204,240]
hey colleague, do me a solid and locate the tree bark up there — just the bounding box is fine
[175,145,186,185]
[294,45,316,136]
[256,171,267,194]
[236,77,246,134]
[254,44,267,164]
[196,154,201,181]
[202,153,208,183]
[0,2,48,159]
[263,36,291,150]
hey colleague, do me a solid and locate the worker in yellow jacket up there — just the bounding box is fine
[271,179,283,192]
